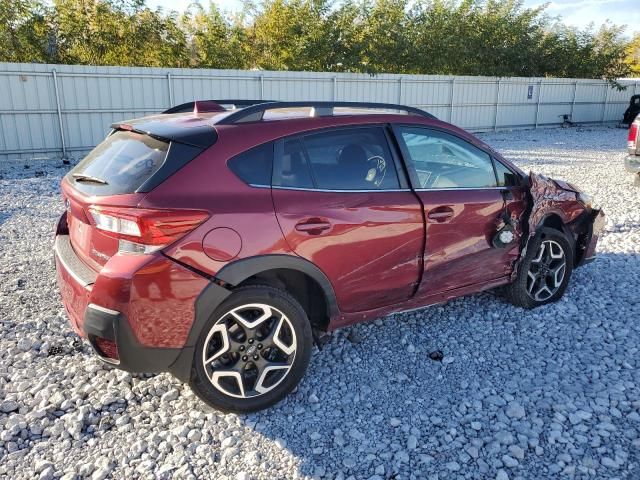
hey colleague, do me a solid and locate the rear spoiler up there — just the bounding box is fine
[111,118,217,149]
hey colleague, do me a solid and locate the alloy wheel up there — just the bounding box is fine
[526,239,567,302]
[201,303,297,399]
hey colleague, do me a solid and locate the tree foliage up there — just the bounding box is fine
[626,33,640,77]
[0,0,636,81]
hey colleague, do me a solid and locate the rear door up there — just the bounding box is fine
[271,126,424,313]
[392,126,525,296]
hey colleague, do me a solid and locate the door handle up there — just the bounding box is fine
[295,219,331,234]
[427,206,454,223]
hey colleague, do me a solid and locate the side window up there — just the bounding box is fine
[398,127,497,189]
[274,127,400,190]
[494,160,519,187]
[274,138,314,188]
[228,143,273,186]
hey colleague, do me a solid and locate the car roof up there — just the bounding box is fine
[112,101,521,175]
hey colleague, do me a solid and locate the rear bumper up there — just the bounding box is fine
[54,231,229,380]
[625,155,640,174]
[83,303,181,373]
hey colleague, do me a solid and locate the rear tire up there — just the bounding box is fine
[505,227,574,309]
[190,285,312,413]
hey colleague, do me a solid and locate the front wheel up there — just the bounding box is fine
[190,285,312,413]
[505,227,574,309]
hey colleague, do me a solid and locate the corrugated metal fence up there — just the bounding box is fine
[1,62,638,162]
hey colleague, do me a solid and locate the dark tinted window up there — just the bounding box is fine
[228,143,273,186]
[398,127,497,189]
[298,127,400,190]
[274,139,314,188]
[69,130,168,195]
[494,160,519,186]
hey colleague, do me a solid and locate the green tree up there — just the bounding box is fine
[0,0,633,82]
[626,33,640,77]
[0,0,52,63]
[180,2,249,69]
[246,0,335,71]
[52,0,188,66]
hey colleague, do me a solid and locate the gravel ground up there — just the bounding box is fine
[1,125,639,480]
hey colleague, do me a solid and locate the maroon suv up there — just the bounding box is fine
[54,101,604,412]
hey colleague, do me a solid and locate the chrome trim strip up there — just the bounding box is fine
[271,186,412,193]
[414,186,508,191]
[270,185,509,193]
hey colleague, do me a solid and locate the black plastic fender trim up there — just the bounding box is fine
[168,255,339,382]
[167,281,232,382]
[84,304,182,373]
[215,254,340,320]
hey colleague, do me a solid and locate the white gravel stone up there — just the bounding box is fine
[496,470,509,480]
[161,389,179,403]
[505,402,525,419]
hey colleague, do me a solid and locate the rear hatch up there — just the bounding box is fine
[64,131,169,269]
[61,115,217,271]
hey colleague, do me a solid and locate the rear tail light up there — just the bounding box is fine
[88,206,209,254]
[629,119,639,153]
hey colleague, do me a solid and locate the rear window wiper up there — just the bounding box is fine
[72,173,109,185]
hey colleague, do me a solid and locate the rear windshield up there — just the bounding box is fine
[68,130,169,195]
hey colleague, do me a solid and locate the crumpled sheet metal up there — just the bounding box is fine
[527,172,576,233]
[510,172,577,279]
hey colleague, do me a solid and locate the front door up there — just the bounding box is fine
[393,126,525,296]
[271,126,424,313]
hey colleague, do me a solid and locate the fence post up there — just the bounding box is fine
[166,72,173,107]
[333,76,337,101]
[449,78,455,123]
[493,79,501,131]
[600,83,609,124]
[534,80,543,128]
[569,81,577,122]
[260,75,264,100]
[398,77,403,104]
[52,69,67,160]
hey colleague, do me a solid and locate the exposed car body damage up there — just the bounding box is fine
[511,172,604,280]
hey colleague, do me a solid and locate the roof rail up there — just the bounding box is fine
[215,101,436,125]
[163,99,273,114]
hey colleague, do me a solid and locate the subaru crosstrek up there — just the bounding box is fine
[54,100,605,412]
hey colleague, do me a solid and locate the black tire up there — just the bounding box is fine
[190,285,312,413]
[505,227,574,309]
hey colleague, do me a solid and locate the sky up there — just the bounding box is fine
[147,0,640,34]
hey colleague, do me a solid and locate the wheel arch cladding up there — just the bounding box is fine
[217,255,339,331]
[539,212,575,245]
[167,255,338,382]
